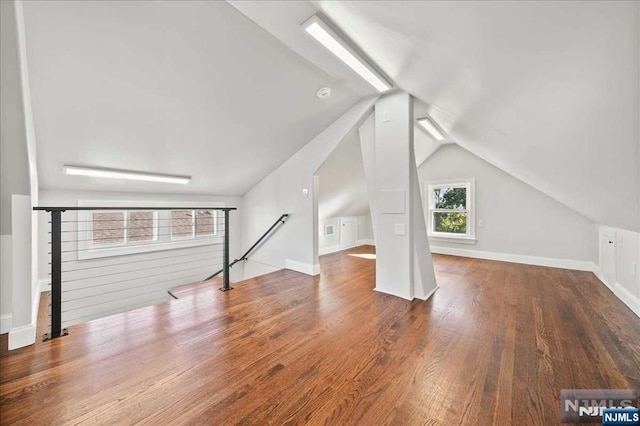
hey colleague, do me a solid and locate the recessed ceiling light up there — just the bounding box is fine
[417,117,446,141]
[63,165,191,184]
[317,87,331,99]
[302,15,392,93]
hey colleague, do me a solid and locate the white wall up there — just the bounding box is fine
[36,189,242,327]
[316,129,370,220]
[596,225,640,316]
[1,0,40,347]
[318,214,374,255]
[240,97,376,275]
[419,144,596,266]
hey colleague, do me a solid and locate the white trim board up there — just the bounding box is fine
[373,285,438,302]
[319,239,375,256]
[429,246,596,272]
[612,282,640,318]
[285,259,320,276]
[594,268,640,318]
[0,314,12,334]
[8,278,41,350]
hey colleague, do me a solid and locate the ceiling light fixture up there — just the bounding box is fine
[302,15,392,92]
[417,117,446,141]
[317,87,331,99]
[63,165,191,184]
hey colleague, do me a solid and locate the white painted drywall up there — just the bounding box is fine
[316,129,370,220]
[419,144,596,263]
[240,97,376,275]
[0,0,30,235]
[358,113,376,236]
[9,195,35,349]
[596,226,640,316]
[1,1,39,345]
[318,214,373,255]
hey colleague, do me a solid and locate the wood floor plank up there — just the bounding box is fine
[1,246,639,425]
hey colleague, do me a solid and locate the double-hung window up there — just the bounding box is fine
[170,209,218,240]
[91,210,158,248]
[426,179,476,243]
[77,201,224,260]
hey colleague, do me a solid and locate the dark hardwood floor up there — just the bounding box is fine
[1,246,639,425]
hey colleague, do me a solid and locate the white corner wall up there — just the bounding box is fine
[240,97,377,275]
[318,214,374,256]
[595,225,640,317]
[419,144,596,268]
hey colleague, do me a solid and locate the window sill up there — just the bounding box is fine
[428,235,477,245]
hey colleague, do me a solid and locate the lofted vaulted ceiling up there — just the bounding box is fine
[313,0,640,231]
[21,1,361,195]
[21,1,639,231]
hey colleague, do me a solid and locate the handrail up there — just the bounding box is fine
[34,206,237,211]
[203,214,289,281]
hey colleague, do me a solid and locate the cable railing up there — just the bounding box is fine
[34,206,236,340]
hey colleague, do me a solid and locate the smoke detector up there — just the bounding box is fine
[316,87,331,99]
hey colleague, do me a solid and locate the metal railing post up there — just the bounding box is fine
[220,209,233,292]
[44,209,67,340]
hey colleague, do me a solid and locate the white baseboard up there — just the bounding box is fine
[375,284,439,302]
[39,278,51,292]
[319,245,341,256]
[593,269,615,291]
[374,287,413,301]
[415,285,439,301]
[430,246,596,272]
[8,323,37,350]
[0,313,12,334]
[285,259,320,276]
[8,278,42,350]
[613,282,640,318]
[319,240,376,256]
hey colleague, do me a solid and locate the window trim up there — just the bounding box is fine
[426,178,476,244]
[76,200,225,260]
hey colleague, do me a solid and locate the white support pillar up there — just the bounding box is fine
[373,92,438,300]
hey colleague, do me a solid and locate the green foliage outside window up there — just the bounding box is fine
[432,187,467,234]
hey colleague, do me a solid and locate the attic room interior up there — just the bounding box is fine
[1,0,639,424]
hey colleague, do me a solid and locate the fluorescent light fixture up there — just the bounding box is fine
[417,117,446,141]
[302,15,391,92]
[63,165,191,184]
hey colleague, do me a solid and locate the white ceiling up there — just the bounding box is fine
[21,1,640,230]
[21,1,361,195]
[312,1,639,231]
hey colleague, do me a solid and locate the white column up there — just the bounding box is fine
[373,92,438,300]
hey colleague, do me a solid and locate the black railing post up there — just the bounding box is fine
[44,209,67,340]
[220,209,233,292]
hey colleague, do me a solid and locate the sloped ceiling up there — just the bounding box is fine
[312,0,639,231]
[316,128,369,219]
[21,1,362,195]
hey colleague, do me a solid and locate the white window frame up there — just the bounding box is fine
[426,178,476,244]
[170,209,219,240]
[195,210,219,238]
[88,210,159,249]
[76,200,225,260]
